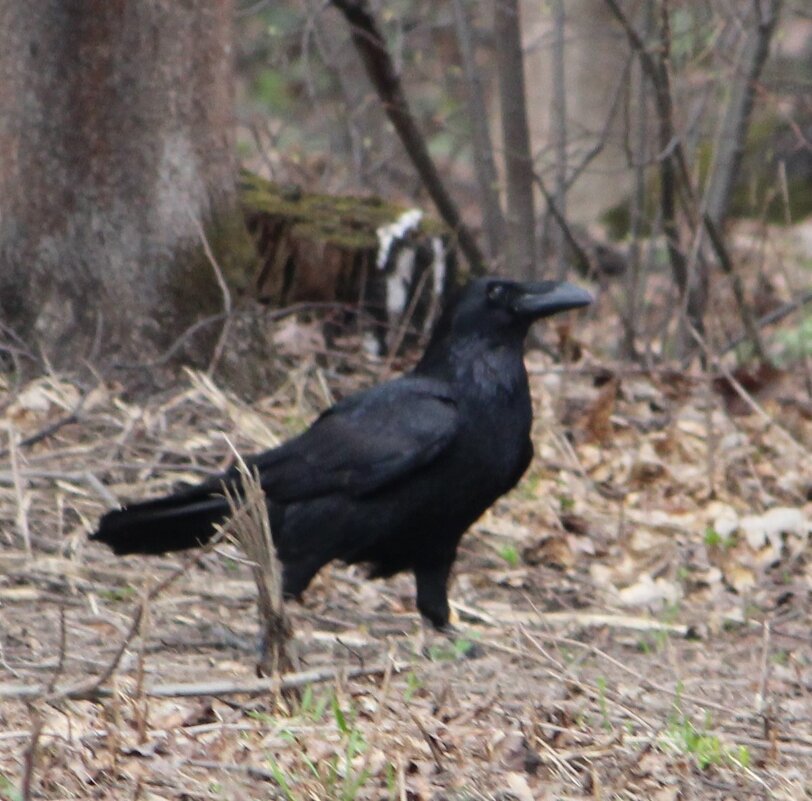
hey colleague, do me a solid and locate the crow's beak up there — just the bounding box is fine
[513,281,593,319]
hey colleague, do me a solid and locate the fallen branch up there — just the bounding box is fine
[178,759,279,783]
[0,664,387,702]
[452,601,689,636]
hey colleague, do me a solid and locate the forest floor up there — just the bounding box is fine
[1,283,812,800]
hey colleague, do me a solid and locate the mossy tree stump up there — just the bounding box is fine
[239,172,460,355]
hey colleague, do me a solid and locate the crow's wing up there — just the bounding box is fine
[250,376,459,502]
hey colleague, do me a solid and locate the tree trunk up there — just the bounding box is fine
[549,0,568,279]
[495,0,537,280]
[704,0,783,229]
[521,0,634,227]
[451,0,505,266]
[0,0,249,369]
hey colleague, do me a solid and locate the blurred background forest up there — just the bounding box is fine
[232,0,812,370]
[2,0,812,376]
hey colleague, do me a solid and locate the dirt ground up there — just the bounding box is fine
[1,310,812,799]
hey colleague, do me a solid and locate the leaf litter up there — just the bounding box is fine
[0,327,811,800]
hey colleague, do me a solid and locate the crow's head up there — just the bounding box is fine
[446,277,593,340]
[416,277,592,373]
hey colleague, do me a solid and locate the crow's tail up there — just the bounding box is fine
[90,484,230,556]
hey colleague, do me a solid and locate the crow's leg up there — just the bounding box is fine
[282,557,326,599]
[414,556,455,631]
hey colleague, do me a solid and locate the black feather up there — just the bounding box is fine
[90,277,592,628]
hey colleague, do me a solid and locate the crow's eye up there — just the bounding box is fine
[487,284,505,303]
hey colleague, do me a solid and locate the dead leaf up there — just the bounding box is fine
[581,375,620,444]
[522,535,574,568]
[505,771,536,801]
[725,563,757,593]
[739,507,809,551]
[713,362,787,416]
[618,574,681,609]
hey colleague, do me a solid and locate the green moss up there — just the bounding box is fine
[600,203,632,241]
[238,170,449,250]
[204,205,258,293]
[599,179,658,241]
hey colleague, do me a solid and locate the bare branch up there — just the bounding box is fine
[604,0,703,353]
[0,392,87,460]
[621,3,654,360]
[702,213,771,363]
[187,207,233,376]
[534,174,593,277]
[21,713,43,801]
[330,0,485,273]
[721,287,812,355]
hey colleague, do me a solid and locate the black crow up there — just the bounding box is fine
[91,277,592,628]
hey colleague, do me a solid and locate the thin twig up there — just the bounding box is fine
[604,0,700,352]
[495,0,536,278]
[19,605,69,801]
[687,321,805,456]
[721,287,812,355]
[450,0,505,261]
[46,606,68,694]
[451,601,688,636]
[0,394,87,460]
[483,634,654,732]
[519,626,746,720]
[83,471,120,508]
[6,423,31,555]
[409,712,444,771]
[383,266,431,374]
[703,213,770,363]
[550,0,568,279]
[704,0,783,227]
[34,546,221,705]
[187,208,233,376]
[755,620,771,715]
[21,713,43,801]
[353,647,396,784]
[111,302,360,371]
[534,174,593,277]
[134,585,151,744]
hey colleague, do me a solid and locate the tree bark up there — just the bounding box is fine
[0,0,248,369]
[451,0,505,265]
[549,0,568,279]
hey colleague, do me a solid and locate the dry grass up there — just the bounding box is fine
[1,310,811,800]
